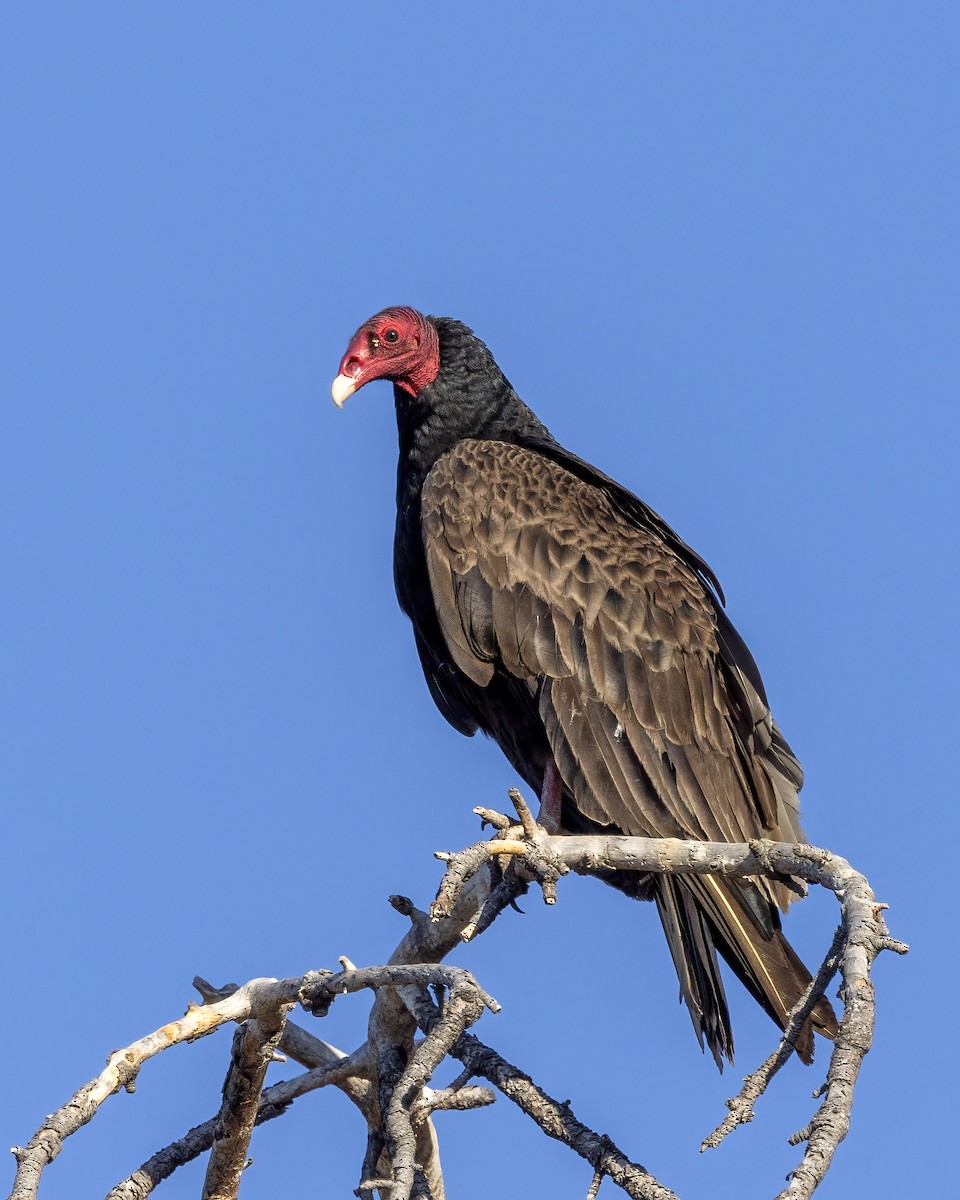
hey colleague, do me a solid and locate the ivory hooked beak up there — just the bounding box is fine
[331,373,358,409]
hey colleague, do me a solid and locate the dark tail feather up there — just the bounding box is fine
[655,876,733,1067]
[655,874,839,1066]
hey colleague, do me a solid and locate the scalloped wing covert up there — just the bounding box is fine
[421,440,801,879]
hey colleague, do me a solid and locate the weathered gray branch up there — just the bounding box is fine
[428,803,908,1199]
[400,987,677,1200]
[201,992,293,1200]
[7,798,905,1200]
[701,926,846,1152]
[104,1058,360,1200]
[7,977,304,1200]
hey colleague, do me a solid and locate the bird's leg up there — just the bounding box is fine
[537,760,564,833]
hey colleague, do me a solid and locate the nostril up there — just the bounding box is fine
[341,355,364,379]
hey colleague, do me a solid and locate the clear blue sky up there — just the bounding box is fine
[2,4,955,1197]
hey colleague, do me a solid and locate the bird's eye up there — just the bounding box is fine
[384,328,400,344]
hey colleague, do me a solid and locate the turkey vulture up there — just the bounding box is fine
[332,306,836,1065]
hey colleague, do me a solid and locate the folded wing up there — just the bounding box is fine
[421,438,836,1063]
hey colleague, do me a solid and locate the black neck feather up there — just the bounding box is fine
[395,317,555,500]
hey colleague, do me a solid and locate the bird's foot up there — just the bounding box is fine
[430,789,569,931]
[474,786,543,838]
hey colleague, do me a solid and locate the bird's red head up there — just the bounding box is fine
[331,307,441,408]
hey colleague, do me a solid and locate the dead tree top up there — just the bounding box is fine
[7,792,906,1200]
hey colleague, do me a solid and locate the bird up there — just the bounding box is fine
[331,306,837,1066]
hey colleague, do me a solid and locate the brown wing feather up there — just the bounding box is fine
[421,439,836,1061]
[422,440,795,849]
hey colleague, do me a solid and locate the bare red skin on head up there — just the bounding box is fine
[337,307,440,398]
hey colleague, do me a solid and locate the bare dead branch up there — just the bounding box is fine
[362,857,506,1198]
[299,963,498,1200]
[194,975,376,1112]
[201,993,293,1200]
[429,1024,676,1200]
[105,1058,361,1199]
[430,822,908,1199]
[383,976,490,1200]
[8,810,905,1200]
[701,926,846,1151]
[411,1085,495,1123]
[7,977,303,1200]
[586,1167,604,1200]
[390,968,677,1199]
[299,963,500,1020]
